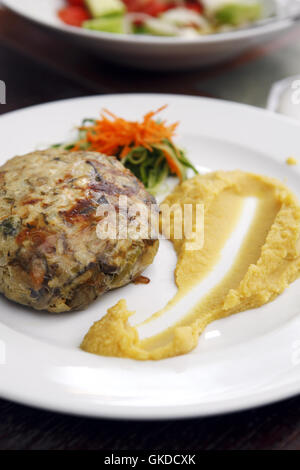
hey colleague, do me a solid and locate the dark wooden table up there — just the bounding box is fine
[1,6,300,451]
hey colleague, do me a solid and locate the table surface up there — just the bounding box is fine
[1,6,300,451]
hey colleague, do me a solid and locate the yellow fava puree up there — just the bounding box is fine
[81,171,300,360]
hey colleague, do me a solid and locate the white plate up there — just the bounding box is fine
[1,93,300,420]
[2,0,292,70]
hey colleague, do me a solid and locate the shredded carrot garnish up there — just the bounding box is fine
[72,105,178,158]
[160,149,180,178]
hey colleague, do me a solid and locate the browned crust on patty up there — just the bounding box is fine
[0,149,159,312]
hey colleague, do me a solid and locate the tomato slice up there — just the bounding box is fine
[142,1,170,16]
[185,1,204,14]
[66,0,85,6]
[58,6,90,27]
[123,0,172,17]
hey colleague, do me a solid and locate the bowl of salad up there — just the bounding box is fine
[2,0,293,69]
[58,0,264,37]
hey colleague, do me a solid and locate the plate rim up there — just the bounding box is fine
[2,90,300,126]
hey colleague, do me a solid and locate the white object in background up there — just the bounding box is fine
[267,75,300,120]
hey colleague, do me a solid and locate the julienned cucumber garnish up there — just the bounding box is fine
[54,106,198,195]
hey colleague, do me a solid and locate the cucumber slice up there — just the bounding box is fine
[143,18,179,36]
[215,3,261,26]
[83,16,124,33]
[85,0,125,18]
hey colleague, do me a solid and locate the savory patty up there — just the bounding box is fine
[0,149,159,312]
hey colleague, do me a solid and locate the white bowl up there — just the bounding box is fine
[2,0,293,70]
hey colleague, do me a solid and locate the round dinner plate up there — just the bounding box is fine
[1,93,300,420]
[2,0,292,69]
